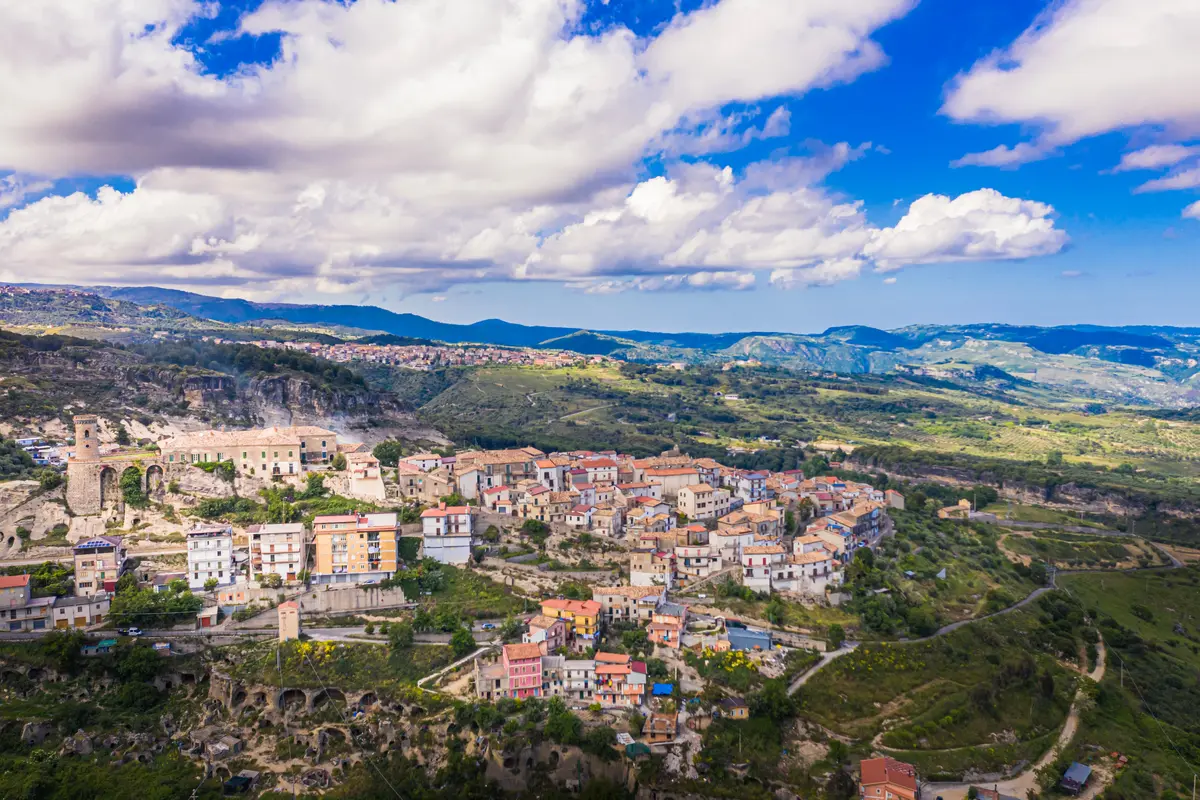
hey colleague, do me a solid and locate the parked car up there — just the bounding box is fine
[127,627,143,637]
[481,623,496,631]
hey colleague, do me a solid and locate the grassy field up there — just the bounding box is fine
[981,502,1108,528]
[1054,568,1200,799]
[799,596,1089,778]
[218,639,455,691]
[1003,531,1168,569]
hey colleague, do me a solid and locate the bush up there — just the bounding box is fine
[119,466,148,509]
[261,573,283,589]
[195,460,235,481]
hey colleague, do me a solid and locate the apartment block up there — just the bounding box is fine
[312,512,400,584]
[247,523,308,582]
[187,524,236,590]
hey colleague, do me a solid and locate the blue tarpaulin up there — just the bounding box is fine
[652,683,674,696]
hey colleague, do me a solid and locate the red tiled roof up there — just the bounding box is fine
[0,574,31,589]
[421,506,472,517]
[859,757,917,791]
[503,643,544,661]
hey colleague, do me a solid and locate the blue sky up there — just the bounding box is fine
[0,0,1197,333]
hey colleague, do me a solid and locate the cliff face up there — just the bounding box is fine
[0,338,446,445]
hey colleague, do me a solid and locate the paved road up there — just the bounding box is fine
[306,625,500,645]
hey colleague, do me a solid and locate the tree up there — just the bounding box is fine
[784,510,796,535]
[372,439,403,467]
[827,623,846,650]
[119,466,148,509]
[115,423,131,446]
[261,573,283,589]
[749,678,795,723]
[1046,450,1064,466]
[203,578,219,592]
[388,621,414,650]
[472,547,487,565]
[298,472,328,500]
[765,597,786,626]
[40,629,86,673]
[364,621,375,635]
[450,626,476,658]
[621,627,651,659]
[331,452,347,470]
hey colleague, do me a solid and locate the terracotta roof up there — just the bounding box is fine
[593,586,664,600]
[594,651,630,664]
[535,459,558,468]
[542,598,601,616]
[503,643,544,661]
[859,757,917,791]
[682,483,713,493]
[0,574,31,589]
[790,551,832,565]
[645,467,699,476]
[420,506,472,518]
[527,615,561,630]
[743,545,785,555]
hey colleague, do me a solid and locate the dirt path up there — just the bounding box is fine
[924,638,1107,800]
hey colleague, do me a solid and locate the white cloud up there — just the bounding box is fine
[1061,269,1085,278]
[0,0,1064,296]
[882,276,897,284]
[579,271,756,294]
[864,189,1068,271]
[0,175,53,210]
[1183,201,1200,221]
[951,142,1050,168]
[769,259,865,289]
[1114,144,1199,172]
[943,0,1200,165]
[1136,167,1200,193]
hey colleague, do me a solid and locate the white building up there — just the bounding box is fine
[187,524,236,590]
[740,545,785,593]
[677,483,731,521]
[771,550,839,597]
[421,503,476,565]
[248,523,308,583]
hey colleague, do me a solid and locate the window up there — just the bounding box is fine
[242,451,247,459]
[261,451,266,459]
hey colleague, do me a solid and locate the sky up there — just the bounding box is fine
[0,0,1198,334]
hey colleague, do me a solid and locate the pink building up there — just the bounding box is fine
[502,642,544,699]
[523,615,567,652]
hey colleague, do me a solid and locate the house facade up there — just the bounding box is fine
[312,512,400,584]
[420,504,475,565]
[73,535,126,596]
[247,523,308,582]
[186,524,236,590]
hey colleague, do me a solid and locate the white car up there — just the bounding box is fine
[127,627,143,637]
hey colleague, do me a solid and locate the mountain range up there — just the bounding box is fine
[10,283,1200,406]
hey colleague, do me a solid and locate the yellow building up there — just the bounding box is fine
[540,598,602,647]
[312,512,400,585]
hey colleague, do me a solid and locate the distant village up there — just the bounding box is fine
[203,335,610,371]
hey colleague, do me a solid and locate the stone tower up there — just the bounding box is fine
[73,414,100,462]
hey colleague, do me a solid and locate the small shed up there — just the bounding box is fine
[1061,762,1092,795]
[624,742,651,759]
[196,606,219,629]
[81,638,117,657]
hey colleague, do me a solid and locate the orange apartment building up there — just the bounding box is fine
[859,757,920,800]
[312,512,400,585]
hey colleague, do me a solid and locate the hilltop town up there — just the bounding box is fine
[3,408,1143,800]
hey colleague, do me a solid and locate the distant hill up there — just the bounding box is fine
[12,284,1200,406]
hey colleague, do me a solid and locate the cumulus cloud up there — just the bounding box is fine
[943,0,1200,166]
[0,0,1065,297]
[864,189,1068,271]
[1184,201,1200,221]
